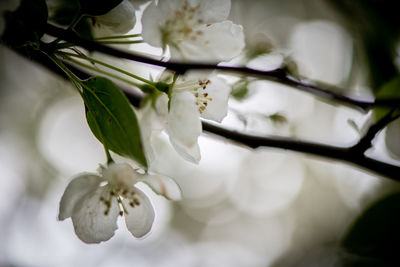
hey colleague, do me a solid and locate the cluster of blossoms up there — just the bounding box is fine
[59,0,245,243]
[140,0,244,162]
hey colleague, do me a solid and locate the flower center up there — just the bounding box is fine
[99,184,140,216]
[174,79,213,113]
[160,0,205,47]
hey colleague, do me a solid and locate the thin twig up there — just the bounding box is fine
[9,27,400,181]
[351,110,400,153]
[44,23,400,112]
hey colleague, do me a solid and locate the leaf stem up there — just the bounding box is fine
[45,53,83,92]
[94,34,141,40]
[97,40,144,45]
[58,54,146,89]
[58,51,155,85]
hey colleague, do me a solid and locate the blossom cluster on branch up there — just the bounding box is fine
[48,0,245,243]
[2,0,400,247]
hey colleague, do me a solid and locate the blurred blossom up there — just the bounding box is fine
[273,162,356,266]
[229,0,302,56]
[288,21,353,85]
[227,80,316,139]
[150,134,246,202]
[246,51,284,71]
[200,215,294,266]
[38,95,105,176]
[0,0,396,266]
[231,150,304,216]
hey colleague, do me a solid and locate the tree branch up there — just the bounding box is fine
[201,121,400,180]
[7,25,400,182]
[43,23,400,113]
[351,110,400,153]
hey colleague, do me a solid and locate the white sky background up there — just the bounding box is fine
[0,0,399,266]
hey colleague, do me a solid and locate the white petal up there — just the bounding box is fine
[140,174,182,200]
[140,95,168,133]
[194,0,231,22]
[71,186,119,243]
[173,21,245,61]
[200,76,231,122]
[139,95,169,162]
[103,163,137,186]
[129,0,151,6]
[142,0,185,47]
[123,189,155,238]
[95,0,136,34]
[58,174,102,221]
[167,92,202,162]
[141,2,163,47]
[170,136,201,163]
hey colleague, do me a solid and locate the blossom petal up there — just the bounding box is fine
[200,76,231,122]
[140,174,182,200]
[139,95,170,162]
[195,0,231,22]
[172,21,245,61]
[167,91,202,163]
[95,0,136,35]
[123,189,155,238]
[58,174,102,221]
[141,0,186,47]
[170,137,201,163]
[71,186,119,243]
[102,163,137,186]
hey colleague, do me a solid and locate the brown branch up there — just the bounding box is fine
[7,26,400,181]
[43,23,400,113]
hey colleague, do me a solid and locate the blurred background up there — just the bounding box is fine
[1,0,400,266]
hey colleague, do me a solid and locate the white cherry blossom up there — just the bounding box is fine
[141,73,231,163]
[92,0,136,35]
[58,163,181,243]
[141,0,245,61]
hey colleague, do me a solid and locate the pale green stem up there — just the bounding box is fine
[47,53,116,165]
[46,53,83,93]
[94,34,142,40]
[97,40,144,45]
[61,56,143,88]
[59,51,155,85]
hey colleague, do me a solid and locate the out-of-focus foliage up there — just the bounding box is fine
[1,0,47,47]
[326,0,400,92]
[343,192,400,266]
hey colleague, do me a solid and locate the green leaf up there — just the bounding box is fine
[1,0,48,47]
[342,192,400,266]
[81,76,147,168]
[78,0,122,16]
[374,76,400,121]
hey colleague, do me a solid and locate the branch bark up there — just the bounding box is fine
[7,25,400,181]
[44,23,400,113]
